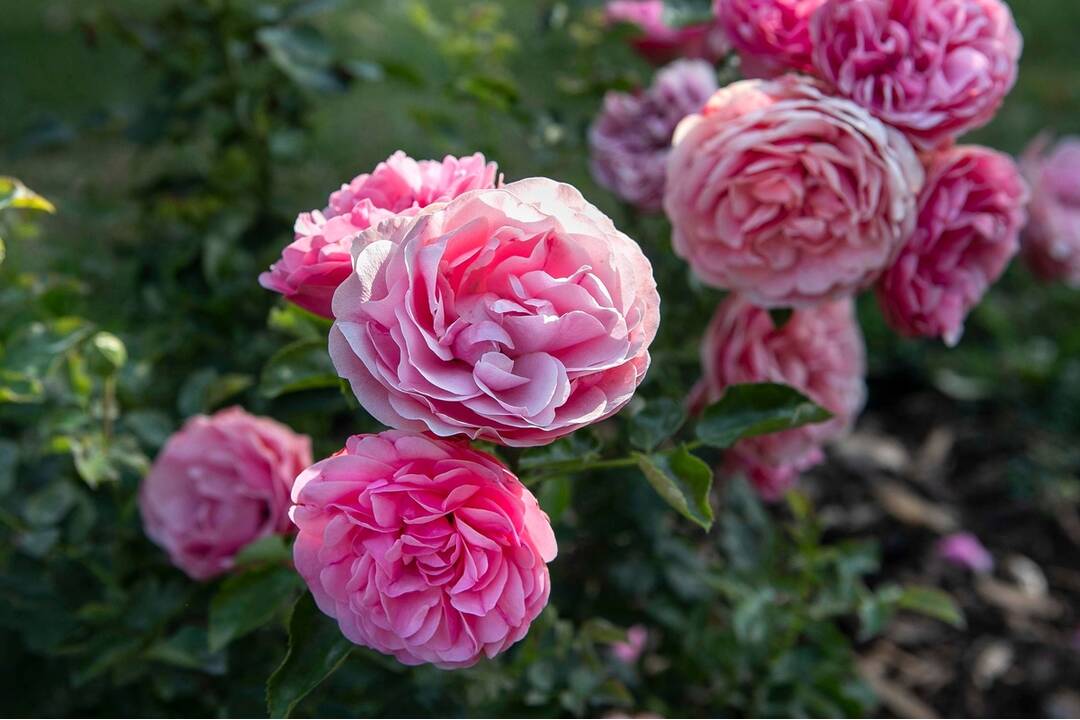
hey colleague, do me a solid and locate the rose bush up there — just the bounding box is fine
[605,0,730,64]
[290,431,557,668]
[329,177,660,446]
[877,145,1028,345]
[664,75,923,307]
[138,407,312,580]
[260,152,499,317]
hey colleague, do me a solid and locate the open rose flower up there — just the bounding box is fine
[811,0,1022,151]
[696,295,866,499]
[664,76,923,307]
[260,152,499,317]
[1020,135,1080,286]
[606,0,730,64]
[715,0,827,77]
[138,407,312,580]
[330,177,660,447]
[877,146,1027,345]
[589,59,718,211]
[290,431,557,668]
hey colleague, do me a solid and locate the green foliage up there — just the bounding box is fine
[697,383,834,449]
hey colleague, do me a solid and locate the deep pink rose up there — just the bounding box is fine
[138,407,312,580]
[1020,135,1080,286]
[589,59,718,211]
[811,0,1022,151]
[260,152,499,317]
[877,146,1027,345]
[290,431,557,668]
[664,76,923,307]
[715,0,827,77]
[937,532,993,573]
[330,177,660,447]
[697,295,866,499]
[606,0,730,64]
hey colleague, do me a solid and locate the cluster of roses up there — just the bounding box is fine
[592,0,1035,495]
[139,153,660,668]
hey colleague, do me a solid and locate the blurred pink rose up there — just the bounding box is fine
[811,0,1022,151]
[589,59,718,211]
[138,407,312,580]
[330,177,660,447]
[606,0,730,64]
[260,152,499,317]
[715,0,827,77]
[1020,135,1080,286]
[937,532,993,573]
[697,296,866,499]
[664,76,923,307]
[612,624,649,664]
[290,431,557,668]
[877,146,1027,345]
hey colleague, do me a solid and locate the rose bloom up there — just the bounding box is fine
[589,59,718,212]
[1020,135,1080,286]
[290,431,557,668]
[612,625,649,664]
[260,152,499,317]
[715,0,827,77]
[606,0,730,64]
[811,0,1022,151]
[330,177,660,447]
[664,76,923,307]
[138,407,312,580]
[937,532,993,573]
[697,295,866,499]
[877,146,1027,345]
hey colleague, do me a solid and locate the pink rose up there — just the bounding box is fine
[611,624,649,664]
[589,59,718,211]
[697,295,866,499]
[877,146,1027,345]
[715,0,827,77]
[138,407,312,580]
[937,532,993,573]
[330,177,660,447]
[290,431,557,668]
[1020,135,1080,286]
[606,0,730,64]
[810,0,1022,151]
[260,152,499,317]
[664,76,923,307]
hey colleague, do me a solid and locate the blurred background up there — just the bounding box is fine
[1,0,1079,717]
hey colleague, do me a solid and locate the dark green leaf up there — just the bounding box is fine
[0,439,17,495]
[178,368,254,416]
[235,534,293,567]
[147,626,227,675]
[628,397,686,452]
[257,26,345,93]
[635,446,714,530]
[267,593,353,718]
[519,433,600,472]
[897,586,965,628]
[696,383,832,449]
[209,564,302,651]
[260,339,339,398]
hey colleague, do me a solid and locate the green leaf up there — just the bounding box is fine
[634,446,714,530]
[519,433,600,472]
[178,368,254,416]
[696,382,832,449]
[267,593,353,719]
[628,397,686,452]
[268,303,333,341]
[260,339,339,398]
[146,626,226,675]
[235,534,293,567]
[0,176,56,213]
[209,564,303,652]
[0,440,17,495]
[536,475,573,524]
[896,585,965,628]
[0,370,43,404]
[257,25,345,93]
